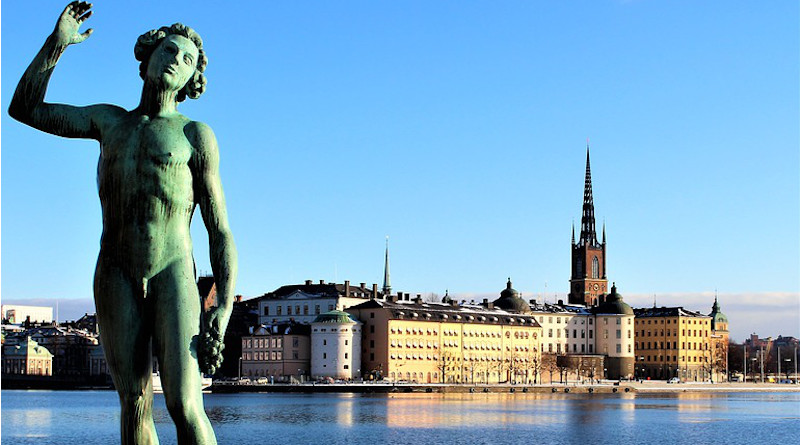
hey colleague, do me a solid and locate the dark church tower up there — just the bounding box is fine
[569,146,608,306]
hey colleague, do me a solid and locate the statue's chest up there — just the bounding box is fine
[101,119,193,178]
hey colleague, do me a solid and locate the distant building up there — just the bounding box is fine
[2,337,53,376]
[6,326,99,377]
[1,305,53,324]
[346,291,543,385]
[311,310,362,379]
[240,323,311,380]
[709,297,730,382]
[633,306,714,381]
[255,280,383,325]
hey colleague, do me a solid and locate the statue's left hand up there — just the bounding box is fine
[199,307,229,375]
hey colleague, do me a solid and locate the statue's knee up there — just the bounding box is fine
[165,398,200,423]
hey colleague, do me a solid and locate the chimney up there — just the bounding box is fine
[319,280,325,285]
[487,302,494,310]
[372,283,378,300]
[305,280,312,285]
[390,294,399,303]
[558,299,564,306]
[360,282,366,289]
[530,299,537,306]
[482,298,489,306]
[344,280,350,297]
[235,295,243,303]
[414,296,423,305]
[451,300,459,307]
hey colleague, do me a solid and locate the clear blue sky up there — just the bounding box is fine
[2,1,798,341]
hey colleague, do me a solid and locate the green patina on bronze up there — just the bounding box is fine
[9,3,238,444]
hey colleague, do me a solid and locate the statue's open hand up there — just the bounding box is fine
[199,326,225,375]
[54,2,93,46]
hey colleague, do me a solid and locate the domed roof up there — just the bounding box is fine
[493,279,530,313]
[593,283,633,315]
[312,310,358,324]
[709,297,728,327]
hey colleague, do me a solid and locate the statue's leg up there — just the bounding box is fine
[94,259,159,445]
[151,258,216,445]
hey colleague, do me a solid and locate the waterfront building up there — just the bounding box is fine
[256,280,383,325]
[633,306,713,381]
[2,337,53,376]
[591,285,635,379]
[709,297,730,382]
[4,325,99,377]
[346,287,543,385]
[310,310,362,379]
[568,148,608,306]
[240,323,311,381]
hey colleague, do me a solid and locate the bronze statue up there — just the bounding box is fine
[9,2,238,444]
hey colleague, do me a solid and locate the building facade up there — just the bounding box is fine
[2,337,53,376]
[346,293,543,385]
[633,307,713,381]
[241,324,311,381]
[310,310,362,379]
[257,280,383,325]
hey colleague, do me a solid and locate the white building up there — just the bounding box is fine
[257,280,382,325]
[1,305,54,324]
[310,310,362,379]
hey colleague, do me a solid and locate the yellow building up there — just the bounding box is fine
[347,295,542,384]
[634,307,713,381]
[2,337,53,376]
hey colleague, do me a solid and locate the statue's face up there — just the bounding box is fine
[146,35,199,92]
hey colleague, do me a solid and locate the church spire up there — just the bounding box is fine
[382,236,391,296]
[579,144,598,247]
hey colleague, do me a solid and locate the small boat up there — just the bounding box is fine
[152,372,213,393]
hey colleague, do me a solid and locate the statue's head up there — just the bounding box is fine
[134,24,208,102]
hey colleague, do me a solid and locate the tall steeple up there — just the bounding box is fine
[579,145,598,247]
[568,142,608,306]
[382,236,391,296]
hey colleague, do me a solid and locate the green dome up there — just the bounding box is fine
[709,298,728,328]
[493,279,530,313]
[312,310,358,324]
[594,284,633,315]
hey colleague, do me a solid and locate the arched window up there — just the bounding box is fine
[592,256,599,278]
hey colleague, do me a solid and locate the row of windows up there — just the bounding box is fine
[637,318,710,325]
[643,355,709,363]
[639,329,709,338]
[265,304,336,316]
[243,338,284,350]
[637,341,709,351]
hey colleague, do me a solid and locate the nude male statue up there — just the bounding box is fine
[9,3,237,444]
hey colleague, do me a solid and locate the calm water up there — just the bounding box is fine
[2,390,799,444]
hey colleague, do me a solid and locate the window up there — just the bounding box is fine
[604,318,609,325]
[573,329,577,338]
[323,339,327,346]
[592,256,599,278]
[277,306,282,315]
[315,305,321,314]
[344,364,349,369]
[616,329,621,339]
[323,353,327,359]
[344,353,348,359]
[370,325,375,333]
[581,330,585,339]
[295,305,300,315]
[370,352,375,360]
[329,304,334,311]
[616,318,621,325]
[287,306,292,315]
[589,330,593,339]
[370,312,375,318]
[293,338,299,347]
[303,305,309,315]
[264,307,269,316]
[370,340,374,348]
[548,329,553,338]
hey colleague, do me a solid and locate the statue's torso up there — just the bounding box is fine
[97,112,196,279]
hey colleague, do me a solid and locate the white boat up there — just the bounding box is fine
[152,372,213,393]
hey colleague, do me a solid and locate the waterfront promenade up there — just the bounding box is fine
[210,380,800,394]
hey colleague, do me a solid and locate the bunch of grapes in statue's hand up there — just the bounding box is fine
[199,326,225,375]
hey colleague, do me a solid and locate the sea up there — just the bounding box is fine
[1,390,799,444]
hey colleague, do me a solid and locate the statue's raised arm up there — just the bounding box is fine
[9,1,123,140]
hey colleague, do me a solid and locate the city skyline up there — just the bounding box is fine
[2,1,798,342]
